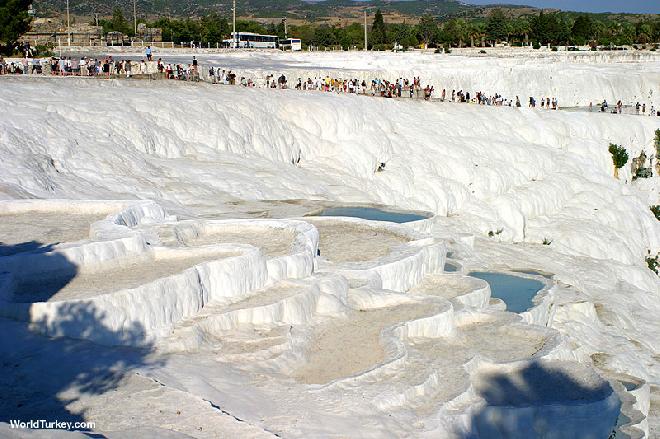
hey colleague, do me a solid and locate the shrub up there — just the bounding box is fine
[608,143,628,177]
[35,45,54,57]
[634,168,652,179]
[551,46,558,52]
[651,205,660,220]
[647,254,659,275]
[371,44,391,51]
[532,42,541,50]
[542,238,552,245]
[479,49,487,54]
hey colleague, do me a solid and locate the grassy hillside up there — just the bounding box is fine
[32,0,472,20]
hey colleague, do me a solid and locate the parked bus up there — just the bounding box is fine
[279,38,302,51]
[224,32,279,49]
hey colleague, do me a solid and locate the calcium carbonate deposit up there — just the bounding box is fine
[0,49,659,439]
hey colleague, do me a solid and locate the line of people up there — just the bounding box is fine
[591,100,656,116]
[242,74,437,100]
[49,56,161,77]
[2,53,658,117]
[528,96,560,109]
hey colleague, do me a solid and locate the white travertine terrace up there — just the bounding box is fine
[0,51,658,437]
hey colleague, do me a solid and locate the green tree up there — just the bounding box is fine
[510,17,530,45]
[101,8,132,36]
[236,20,267,35]
[555,14,572,44]
[486,8,508,43]
[371,9,387,46]
[289,24,315,46]
[0,0,32,54]
[468,21,486,47]
[390,23,418,49]
[571,15,593,45]
[609,143,629,178]
[343,22,366,49]
[591,19,606,44]
[531,11,570,45]
[454,19,469,47]
[201,13,230,44]
[653,18,660,42]
[635,22,653,44]
[531,11,549,44]
[441,18,468,47]
[416,14,437,48]
[616,22,635,45]
[312,25,336,48]
[276,20,286,39]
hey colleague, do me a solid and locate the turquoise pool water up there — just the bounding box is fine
[444,262,459,272]
[315,207,429,224]
[468,272,545,313]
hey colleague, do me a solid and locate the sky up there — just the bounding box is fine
[465,1,660,14]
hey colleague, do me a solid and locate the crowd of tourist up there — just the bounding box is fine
[255,75,437,100]
[44,56,152,77]
[234,71,557,109]
[0,51,205,81]
[588,99,656,116]
[1,51,658,117]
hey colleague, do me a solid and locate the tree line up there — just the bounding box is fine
[2,1,659,55]
[102,8,660,49]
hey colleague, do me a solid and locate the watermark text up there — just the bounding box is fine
[9,419,96,430]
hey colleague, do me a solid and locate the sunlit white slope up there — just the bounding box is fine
[168,50,660,108]
[0,77,658,268]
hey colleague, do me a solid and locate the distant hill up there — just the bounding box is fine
[32,0,479,21]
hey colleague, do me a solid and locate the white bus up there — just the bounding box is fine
[224,32,279,49]
[279,38,302,51]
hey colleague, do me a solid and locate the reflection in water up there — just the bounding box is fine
[315,207,429,224]
[469,271,544,313]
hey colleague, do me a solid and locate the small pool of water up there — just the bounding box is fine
[314,207,429,224]
[620,380,642,392]
[468,272,545,313]
[444,262,459,272]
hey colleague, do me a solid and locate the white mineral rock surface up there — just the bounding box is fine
[0,50,658,438]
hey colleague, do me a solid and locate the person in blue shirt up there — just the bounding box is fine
[145,46,152,61]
